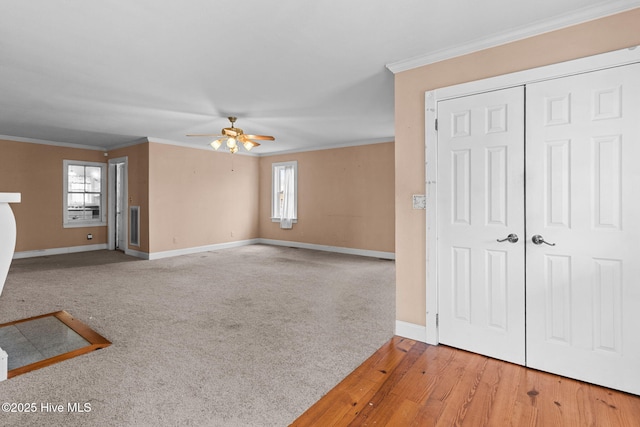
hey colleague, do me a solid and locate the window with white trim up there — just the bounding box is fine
[63,160,107,228]
[271,161,297,225]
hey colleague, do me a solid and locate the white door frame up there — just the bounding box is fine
[425,45,640,345]
[108,156,128,252]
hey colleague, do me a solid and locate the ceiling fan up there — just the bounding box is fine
[187,116,275,154]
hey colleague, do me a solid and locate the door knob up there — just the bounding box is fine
[497,233,519,243]
[532,234,556,246]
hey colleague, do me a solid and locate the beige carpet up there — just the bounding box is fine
[0,245,395,426]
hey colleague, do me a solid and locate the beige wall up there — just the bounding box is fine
[0,139,108,252]
[394,9,640,326]
[107,142,150,253]
[258,142,395,253]
[147,142,260,253]
[3,138,393,257]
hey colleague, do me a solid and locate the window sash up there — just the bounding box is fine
[63,160,107,227]
[271,161,297,221]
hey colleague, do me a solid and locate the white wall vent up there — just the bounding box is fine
[129,206,140,247]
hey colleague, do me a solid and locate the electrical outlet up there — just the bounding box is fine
[87,234,93,240]
[412,195,426,210]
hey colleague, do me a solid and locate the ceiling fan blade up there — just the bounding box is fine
[243,134,274,141]
[187,134,224,137]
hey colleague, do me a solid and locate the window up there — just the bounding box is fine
[271,161,297,226]
[63,160,107,228]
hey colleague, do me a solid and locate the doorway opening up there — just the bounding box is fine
[108,157,128,252]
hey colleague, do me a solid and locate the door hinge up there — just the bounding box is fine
[435,313,439,327]
[435,118,438,131]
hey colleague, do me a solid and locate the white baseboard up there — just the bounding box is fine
[395,320,428,343]
[13,239,396,262]
[13,244,108,259]
[257,238,395,260]
[124,248,149,259]
[147,239,261,260]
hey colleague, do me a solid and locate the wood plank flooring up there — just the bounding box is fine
[291,336,640,426]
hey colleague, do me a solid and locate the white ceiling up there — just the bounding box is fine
[0,0,637,154]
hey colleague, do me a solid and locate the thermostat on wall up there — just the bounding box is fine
[412,194,426,210]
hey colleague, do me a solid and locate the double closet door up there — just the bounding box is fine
[437,63,640,395]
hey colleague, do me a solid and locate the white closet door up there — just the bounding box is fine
[526,63,640,395]
[437,86,526,365]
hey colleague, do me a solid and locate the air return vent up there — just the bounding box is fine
[129,206,140,247]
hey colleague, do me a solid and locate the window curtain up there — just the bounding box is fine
[279,166,295,229]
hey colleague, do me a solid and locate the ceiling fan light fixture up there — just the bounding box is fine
[188,117,274,154]
[210,139,223,150]
[243,140,257,151]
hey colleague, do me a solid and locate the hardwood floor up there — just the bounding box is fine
[291,336,640,426]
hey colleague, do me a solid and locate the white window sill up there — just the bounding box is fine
[271,218,298,223]
[63,222,107,229]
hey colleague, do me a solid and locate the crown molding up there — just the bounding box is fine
[0,134,106,151]
[105,137,150,151]
[256,137,394,157]
[2,133,394,157]
[143,137,260,156]
[146,136,394,157]
[386,1,640,74]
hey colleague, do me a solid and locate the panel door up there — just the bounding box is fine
[526,63,640,395]
[437,86,526,365]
